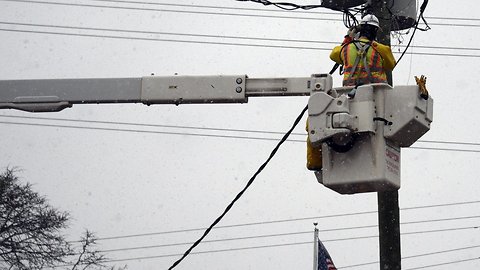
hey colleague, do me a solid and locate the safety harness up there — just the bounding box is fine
[345,41,374,84]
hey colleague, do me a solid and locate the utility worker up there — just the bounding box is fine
[306,14,396,171]
[330,14,396,86]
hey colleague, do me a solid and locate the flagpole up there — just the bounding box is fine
[313,222,319,270]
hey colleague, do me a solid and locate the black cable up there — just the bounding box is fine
[235,0,324,11]
[166,104,308,269]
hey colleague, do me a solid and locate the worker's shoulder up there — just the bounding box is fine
[371,41,391,50]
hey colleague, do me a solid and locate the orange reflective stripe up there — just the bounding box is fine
[341,40,389,86]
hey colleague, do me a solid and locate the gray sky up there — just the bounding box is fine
[1,0,480,269]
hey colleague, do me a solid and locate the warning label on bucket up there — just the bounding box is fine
[385,144,400,177]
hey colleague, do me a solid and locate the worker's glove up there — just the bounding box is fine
[347,26,357,38]
[342,27,356,44]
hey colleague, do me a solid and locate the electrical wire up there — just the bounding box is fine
[58,225,480,267]
[2,115,480,149]
[234,0,324,11]
[1,26,478,57]
[2,120,480,153]
[57,226,480,266]
[0,28,334,51]
[404,257,480,270]
[339,244,480,268]
[166,104,308,269]
[1,0,479,28]
[96,225,480,254]
[2,21,480,52]
[0,21,340,45]
[0,0,334,21]
[3,0,479,24]
[65,200,480,242]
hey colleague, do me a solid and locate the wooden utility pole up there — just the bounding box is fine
[371,1,401,269]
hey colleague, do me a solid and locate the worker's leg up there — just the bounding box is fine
[306,137,323,171]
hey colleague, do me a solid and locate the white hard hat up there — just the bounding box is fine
[360,14,380,28]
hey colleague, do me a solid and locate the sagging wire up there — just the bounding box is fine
[235,0,324,11]
[166,105,309,269]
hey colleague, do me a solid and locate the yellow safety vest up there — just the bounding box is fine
[341,40,388,86]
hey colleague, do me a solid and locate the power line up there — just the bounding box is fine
[1,120,480,153]
[0,120,304,143]
[0,0,336,21]
[0,28,333,51]
[61,226,480,267]
[404,257,480,270]
[96,225,480,254]
[100,230,313,253]
[2,115,479,148]
[166,105,308,269]
[80,200,480,242]
[1,27,479,58]
[2,0,480,28]
[339,244,480,269]
[97,241,314,264]
[1,21,479,52]
[51,241,314,268]
[83,0,480,23]
[0,21,340,45]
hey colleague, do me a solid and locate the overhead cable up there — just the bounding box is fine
[97,225,480,254]
[340,244,480,268]
[1,120,480,153]
[1,0,479,28]
[235,0,325,11]
[1,28,478,58]
[65,199,480,242]
[166,105,308,269]
[1,21,480,52]
[403,256,480,270]
[2,115,480,148]
[61,226,480,266]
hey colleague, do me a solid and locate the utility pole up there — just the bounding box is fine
[372,1,401,269]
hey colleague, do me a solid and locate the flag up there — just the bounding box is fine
[317,239,337,270]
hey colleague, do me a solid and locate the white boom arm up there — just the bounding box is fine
[0,74,333,112]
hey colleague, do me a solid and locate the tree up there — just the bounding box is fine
[0,168,126,270]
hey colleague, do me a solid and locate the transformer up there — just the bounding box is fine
[389,0,418,30]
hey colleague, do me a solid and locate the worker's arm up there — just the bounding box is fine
[330,45,344,65]
[372,42,396,70]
